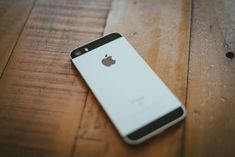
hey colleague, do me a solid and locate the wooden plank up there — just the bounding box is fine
[78,0,191,156]
[0,0,35,77]
[184,0,235,156]
[0,0,111,156]
[73,139,106,157]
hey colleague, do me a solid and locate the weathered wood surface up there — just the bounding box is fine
[0,0,35,77]
[76,0,191,157]
[1,0,235,156]
[0,0,111,157]
[184,0,235,156]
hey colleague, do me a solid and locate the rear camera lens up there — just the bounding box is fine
[74,50,82,56]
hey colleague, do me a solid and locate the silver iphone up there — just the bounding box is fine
[70,33,186,144]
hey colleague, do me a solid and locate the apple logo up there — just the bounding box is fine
[102,54,116,67]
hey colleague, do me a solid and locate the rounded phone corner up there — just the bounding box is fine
[123,135,143,145]
[70,48,82,59]
[106,32,123,38]
[180,105,187,119]
[70,49,76,59]
[123,129,164,145]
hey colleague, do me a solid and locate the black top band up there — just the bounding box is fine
[71,33,122,59]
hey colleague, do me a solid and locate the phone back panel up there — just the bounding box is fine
[72,37,182,136]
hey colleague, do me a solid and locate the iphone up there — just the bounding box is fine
[70,33,186,144]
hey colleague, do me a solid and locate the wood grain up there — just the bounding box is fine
[2,0,233,156]
[77,0,191,156]
[184,0,235,156]
[0,0,35,77]
[0,0,111,156]
[73,139,106,157]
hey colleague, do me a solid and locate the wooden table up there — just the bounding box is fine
[0,0,234,157]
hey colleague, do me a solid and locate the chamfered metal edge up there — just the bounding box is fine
[70,32,122,59]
